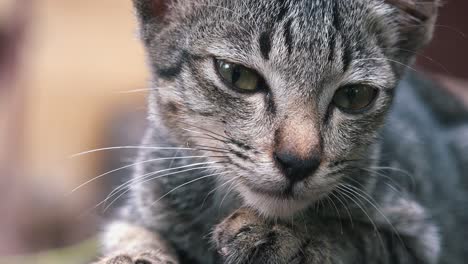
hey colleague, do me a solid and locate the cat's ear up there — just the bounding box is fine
[385,0,440,50]
[132,0,176,41]
[132,0,171,25]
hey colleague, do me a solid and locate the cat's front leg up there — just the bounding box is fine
[93,221,179,264]
[213,208,333,264]
[214,207,439,264]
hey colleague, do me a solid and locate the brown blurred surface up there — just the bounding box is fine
[25,0,147,195]
[417,1,468,79]
[1,0,148,257]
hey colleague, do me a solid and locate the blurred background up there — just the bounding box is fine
[0,0,467,263]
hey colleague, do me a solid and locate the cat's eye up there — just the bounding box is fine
[215,59,265,92]
[332,85,378,113]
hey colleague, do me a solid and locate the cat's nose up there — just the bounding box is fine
[273,151,321,183]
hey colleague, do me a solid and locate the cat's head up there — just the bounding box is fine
[133,0,439,218]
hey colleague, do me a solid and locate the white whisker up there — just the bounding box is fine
[96,164,223,212]
[70,146,194,158]
[201,176,240,209]
[354,58,419,73]
[219,181,240,210]
[325,195,343,234]
[342,184,406,247]
[329,191,354,228]
[336,184,385,252]
[104,161,222,204]
[114,88,157,94]
[150,171,232,207]
[69,155,211,194]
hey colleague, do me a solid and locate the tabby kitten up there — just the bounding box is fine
[95,0,468,263]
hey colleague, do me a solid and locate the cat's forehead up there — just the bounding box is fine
[190,0,369,59]
[190,0,370,39]
[186,0,382,82]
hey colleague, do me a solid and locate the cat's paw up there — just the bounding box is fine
[93,252,177,264]
[213,208,303,264]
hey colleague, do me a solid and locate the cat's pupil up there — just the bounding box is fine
[346,87,362,107]
[346,87,358,101]
[232,66,241,84]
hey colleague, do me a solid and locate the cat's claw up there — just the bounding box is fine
[213,208,304,264]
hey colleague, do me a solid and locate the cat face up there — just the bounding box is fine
[134,0,438,218]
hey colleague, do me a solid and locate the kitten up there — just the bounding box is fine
[94,0,468,263]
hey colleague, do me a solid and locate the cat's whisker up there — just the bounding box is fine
[354,58,420,73]
[219,181,240,210]
[341,174,404,199]
[104,168,221,212]
[433,24,467,38]
[167,149,183,170]
[368,166,415,185]
[336,184,386,252]
[356,167,408,192]
[201,176,240,210]
[346,33,449,74]
[368,166,411,175]
[187,142,229,150]
[70,146,194,158]
[337,163,406,193]
[91,166,222,215]
[385,47,450,74]
[103,161,224,205]
[330,157,380,168]
[150,170,233,208]
[192,144,232,153]
[340,184,406,248]
[329,191,354,229]
[114,88,158,94]
[324,195,344,234]
[196,148,232,154]
[406,24,467,39]
[383,182,403,195]
[69,155,215,194]
[186,135,230,144]
[100,164,225,212]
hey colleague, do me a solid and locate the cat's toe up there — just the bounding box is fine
[213,208,265,251]
[93,255,133,264]
[94,252,177,264]
[213,208,302,264]
[134,252,177,264]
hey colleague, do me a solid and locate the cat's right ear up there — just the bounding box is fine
[132,0,171,27]
[132,0,176,42]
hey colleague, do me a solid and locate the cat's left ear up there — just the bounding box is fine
[385,0,441,50]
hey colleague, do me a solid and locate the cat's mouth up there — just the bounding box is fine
[237,184,313,218]
[248,183,299,199]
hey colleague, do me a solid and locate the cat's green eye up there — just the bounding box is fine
[332,85,378,113]
[215,59,264,92]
